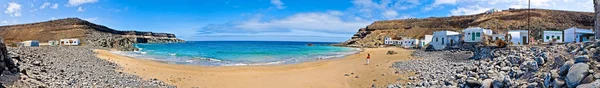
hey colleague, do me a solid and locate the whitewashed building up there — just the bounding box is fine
[60,38,80,46]
[543,31,564,43]
[418,35,433,48]
[508,30,529,45]
[462,27,493,43]
[564,27,595,43]
[20,40,40,47]
[430,31,461,50]
[401,39,419,48]
[491,34,506,41]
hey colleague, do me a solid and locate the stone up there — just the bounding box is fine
[344,74,349,76]
[481,79,493,88]
[527,82,538,88]
[520,60,539,72]
[575,55,591,63]
[534,57,545,66]
[581,75,595,84]
[465,78,481,87]
[554,76,566,88]
[577,80,600,88]
[566,63,590,88]
[355,76,360,78]
[559,61,575,76]
[544,73,553,88]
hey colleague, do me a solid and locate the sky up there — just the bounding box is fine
[0,0,595,42]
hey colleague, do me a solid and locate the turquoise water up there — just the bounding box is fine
[112,41,360,66]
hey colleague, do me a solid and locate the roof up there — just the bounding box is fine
[566,27,594,34]
[508,30,528,33]
[21,40,39,42]
[543,31,562,33]
[462,27,489,32]
[434,31,460,36]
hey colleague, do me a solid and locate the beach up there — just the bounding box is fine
[94,47,416,88]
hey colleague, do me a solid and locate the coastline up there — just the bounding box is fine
[94,47,416,88]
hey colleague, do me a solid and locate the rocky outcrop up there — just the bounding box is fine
[343,9,594,47]
[0,18,184,51]
[0,39,19,87]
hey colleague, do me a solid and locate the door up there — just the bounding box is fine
[442,38,445,44]
[471,32,476,41]
[450,39,454,46]
[522,36,527,44]
[579,35,583,42]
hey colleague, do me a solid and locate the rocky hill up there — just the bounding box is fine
[343,9,594,47]
[0,18,184,50]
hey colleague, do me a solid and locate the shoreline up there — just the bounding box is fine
[117,45,363,66]
[94,47,416,88]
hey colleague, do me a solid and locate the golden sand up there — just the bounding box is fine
[94,47,416,88]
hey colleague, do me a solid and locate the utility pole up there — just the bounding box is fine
[595,0,600,39]
[528,0,531,44]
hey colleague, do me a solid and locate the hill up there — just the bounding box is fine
[0,18,184,50]
[342,9,594,47]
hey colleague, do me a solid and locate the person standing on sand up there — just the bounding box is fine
[366,54,370,65]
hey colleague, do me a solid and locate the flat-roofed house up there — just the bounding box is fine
[60,38,80,46]
[564,27,595,43]
[508,30,529,45]
[20,40,39,47]
[430,31,461,50]
[543,31,564,43]
[462,27,493,43]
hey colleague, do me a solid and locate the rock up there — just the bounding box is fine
[554,79,566,88]
[581,75,594,84]
[566,63,590,88]
[520,60,539,72]
[534,57,545,66]
[559,61,575,76]
[575,55,590,63]
[32,60,42,66]
[344,74,349,76]
[577,80,600,88]
[544,73,553,88]
[481,79,493,88]
[465,78,481,87]
[355,76,360,78]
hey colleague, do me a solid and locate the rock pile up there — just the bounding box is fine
[389,40,600,88]
[85,31,138,51]
[4,46,173,87]
[0,40,20,87]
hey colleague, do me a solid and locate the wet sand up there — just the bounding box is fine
[94,47,416,88]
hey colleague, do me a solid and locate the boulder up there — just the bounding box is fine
[465,78,481,87]
[520,60,539,72]
[566,63,590,88]
[481,79,493,88]
[574,55,590,63]
[544,73,553,88]
[534,57,545,66]
[581,75,595,84]
[577,80,600,88]
[559,61,575,76]
[554,79,566,88]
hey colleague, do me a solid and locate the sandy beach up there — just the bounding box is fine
[94,47,416,88]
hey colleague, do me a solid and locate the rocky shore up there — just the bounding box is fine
[0,45,173,87]
[388,41,600,88]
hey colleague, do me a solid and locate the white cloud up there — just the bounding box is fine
[432,0,457,6]
[83,17,98,21]
[77,7,85,12]
[445,0,593,16]
[450,5,490,16]
[270,0,286,9]
[40,2,50,9]
[68,0,98,6]
[382,10,399,18]
[350,0,419,19]
[1,20,7,24]
[4,2,22,17]
[51,3,59,9]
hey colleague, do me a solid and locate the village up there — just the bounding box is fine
[17,38,80,47]
[384,26,595,50]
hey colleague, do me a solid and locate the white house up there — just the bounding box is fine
[401,39,419,48]
[418,35,433,48]
[491,34,506,41]
[485,8,502,14]
[20,40,39,47]
[462,27,493,43]
[543,31,564,43]
[563,27,595,43]
[430,31,461,50]
[508,30,529,45]
[60,38,80,46]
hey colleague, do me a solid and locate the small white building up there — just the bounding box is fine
[430,31,461,50]
[20,40,40,47]
[543,31,564,43]
[485,8,502,14]
[48,40,60,46]
[563,27,595,43]
[462,27,493,43]
[508,30,529,45]
[401,39,419,48]
[60,38,80,46]
[491,34,506,41]
[418,35,433,48]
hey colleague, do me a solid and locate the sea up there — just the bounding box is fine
[111,41,361,66]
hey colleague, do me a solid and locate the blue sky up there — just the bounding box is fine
[0,0,595,42]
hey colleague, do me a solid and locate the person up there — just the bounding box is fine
[366,54,370,65]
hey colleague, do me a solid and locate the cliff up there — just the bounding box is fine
[0,18,184,50]
[343,9,594,47]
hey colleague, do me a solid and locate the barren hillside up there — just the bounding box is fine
[343,9,594,47]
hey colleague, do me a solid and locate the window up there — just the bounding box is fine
[557,36,560,39]
[436,38,438,42]
[547,36,550,39]
[476,32,481,37]
[552,35,555,39]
